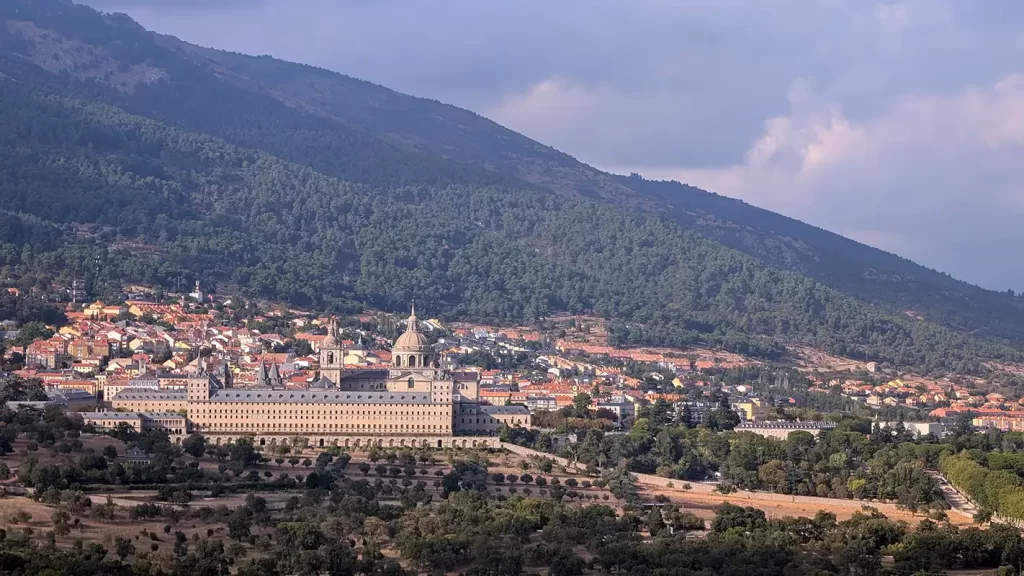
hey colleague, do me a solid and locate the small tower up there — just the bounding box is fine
[188,374,211,402]
[189,281,204,302]
[220,361,233,389]
[254,363,272,389]
[268,363,282,388]
[319,318,344,384]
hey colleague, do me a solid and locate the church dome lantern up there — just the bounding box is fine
[392,303,435,369]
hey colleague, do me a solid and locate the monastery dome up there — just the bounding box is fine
[394,329,430,350]
[393,303,431,351]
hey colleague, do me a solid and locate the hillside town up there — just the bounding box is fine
[2,284,1020,440]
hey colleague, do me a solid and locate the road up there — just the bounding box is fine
[929,471,977,520]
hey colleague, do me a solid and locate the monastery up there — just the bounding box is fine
[85,306,530,449]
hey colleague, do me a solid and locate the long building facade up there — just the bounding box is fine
[98,308,529,448]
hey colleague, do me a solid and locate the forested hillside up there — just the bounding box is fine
[0,0,1021,373]
[154,19,1024,347]
[616,174,1024,345]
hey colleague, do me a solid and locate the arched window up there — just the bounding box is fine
[409,355,417,368]
[408,377,415,389]
[327,352,334,365]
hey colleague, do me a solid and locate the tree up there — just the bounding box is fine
[114,536,135,561]
[601,463,640,504]
[671,511,705,532]
[181,434,207,458]
[227,509,253,541]
[708,407,740,431]
[711,503,767,533]
[229,438,261,466]
[679,403,694,428]
[13,322,52,351]
[572,393,593,418]
[0,375,46,403]
[278,521,326,551]
[335,452,352,469]
[550,550,585,576]
[646,507,666,536]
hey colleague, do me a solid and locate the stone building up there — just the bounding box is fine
[82,411,187,435]
[110,388,188,412]
[735,421,837,440]
[93,307,529,448]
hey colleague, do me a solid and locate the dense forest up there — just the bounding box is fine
[0,0,1022,374]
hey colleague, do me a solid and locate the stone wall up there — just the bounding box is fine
[192,432,501,450]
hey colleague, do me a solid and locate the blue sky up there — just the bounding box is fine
[86,0,1024,292]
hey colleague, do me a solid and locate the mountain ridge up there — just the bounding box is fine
[146,24,1024,346]
[0,0,1021,375]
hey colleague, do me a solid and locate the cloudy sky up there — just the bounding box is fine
[85,0,1024,292]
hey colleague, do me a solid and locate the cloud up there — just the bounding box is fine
[615,75,1024,291]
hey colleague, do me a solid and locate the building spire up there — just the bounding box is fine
[322,316,340,348]
[407,301,419,332]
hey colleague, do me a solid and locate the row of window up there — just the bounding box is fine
[194,408,450,417]
[197,422,450,432]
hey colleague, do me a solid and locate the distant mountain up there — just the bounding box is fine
[150,32,1024,348]
[0,0,1020,373]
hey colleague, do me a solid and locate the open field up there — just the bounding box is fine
[645,484,971,526]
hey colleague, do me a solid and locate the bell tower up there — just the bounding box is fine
[319,318,344,384]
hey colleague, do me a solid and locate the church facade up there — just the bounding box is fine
[108,307,530,449]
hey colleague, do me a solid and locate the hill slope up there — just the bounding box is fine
[0,0,1020,373]
[157,31,1024,347]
